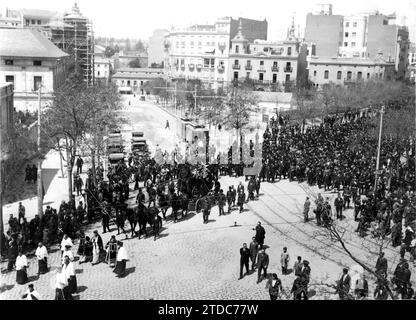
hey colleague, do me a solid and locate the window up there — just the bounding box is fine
[273,61,278,67]
[25,19,30,26]
[233,71,238,80]
[313,70,317,77]
[352,32,356,37]
[34,76,42,91]
[337,71,342,80]
[181,58,185,65]
[351,42,356,47]
[285,74,290,82]
[345,32,349,37]
[127,80,131,86]
[5,75,14,87]
[345,22,349,27]
[234,59,239,66]
[31,19,35,25]
[204,58,210,67]
[347,71,352,80]
[367,73,370,79]
[357,71,362,80]
[246,72,250,78]
[5,60,13,65]
[353,22,357,27]
[247,60,251,67]
[344,42,348,47]
[383,20,388,25]
[98,71,100,76]
[190,41,194,47]
[260,61,264,66]
[141,81,144,85]
[324,70,329,79]
[210,58,214,66]
[272,73,277,83]
[133,80,137,85]
[33,60,42,66]
[235,45,239,53]
[259,73,264,81]
[37,20,41,25]
[198,41,202,46]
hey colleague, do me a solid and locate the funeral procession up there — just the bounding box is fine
[1,0,416,303]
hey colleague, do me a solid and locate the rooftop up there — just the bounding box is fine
[0,28,68,59]
[309,56,394,65]
[112,72,165,80]
[20,8,60,19]
[117,67,164,73]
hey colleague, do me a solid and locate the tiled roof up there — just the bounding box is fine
[0,29,68,58]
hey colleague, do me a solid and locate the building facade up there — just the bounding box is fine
[228,21,307,91]
[112,67,165,94]
[0,29,68,112]
[0,83,14,136]
[148,29,168,67]
[164,17,268,89]
[94,57,112,84]
[4,4,95,85]
[308,56,395,88]
[304,4,409,80]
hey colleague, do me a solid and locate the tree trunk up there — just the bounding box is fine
[66,137,73,204]
[91,147,97,187]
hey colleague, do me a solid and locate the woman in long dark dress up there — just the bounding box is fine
[113,241,128,277]
[266,273,282,300]
[83,236,93,263]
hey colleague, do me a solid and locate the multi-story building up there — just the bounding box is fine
[0,9,22,29]
[112,67,165,94]
[4,4,95,85]
[164,17,268,89]
[0,83,14,136]
[0,28,68,112]
[228,20,308,91]
[94,57,112,84]
[116,51,148,69]
[148,29,168,67]
[308,55,395,88]
[408,42,416,82]
[304,4,409,80]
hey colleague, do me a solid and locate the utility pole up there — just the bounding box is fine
[374,105,385,192]
[37,87,43,218]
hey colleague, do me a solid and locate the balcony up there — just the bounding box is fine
[245,65,252,70]
[257,68,266,73]
[284,66,293,72]
[271,66,279,72]
[218,42,226,50]
[232,64,241,70]
[188,63,195,70]
[217,65,225,72]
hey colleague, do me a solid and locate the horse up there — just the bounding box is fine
[135,203,162,239]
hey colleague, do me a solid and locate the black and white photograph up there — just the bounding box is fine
[0,0,415,306]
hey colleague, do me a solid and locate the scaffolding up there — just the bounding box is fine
[43,3,94,85]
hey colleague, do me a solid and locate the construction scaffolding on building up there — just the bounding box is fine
[43,3,94,85]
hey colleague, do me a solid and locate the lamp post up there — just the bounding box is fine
[374,105,385,193]
[37,86,43,219]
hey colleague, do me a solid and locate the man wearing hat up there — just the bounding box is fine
[256,248,269,284]
[300,260,311,296]
[336,268,351,300]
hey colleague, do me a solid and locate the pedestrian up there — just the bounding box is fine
[336,267,351,300]
[280,247,290,275]
[303,197,310,222]
[255,177,261,197]
[75,176,83,196]
[61,245,74,264]
[301,260,311,297]
[76,156,84,175]
[237,190,245,213]
[294,256,302,277]
[18,202,26,225]
[60,234,73,257]
[202,197,211,224]
[92,230,103,265]
[354,274,369,299]
[254,221,266,249]
[239,243,250,280]
[35,242,48,275]
[15,251,28,285]
[266,273,283,300]
[334,193,344,219]
[226,186,233,213]
[257,249,269,283]
[54,268,71,300]
[22,284,41,300]
[375,252,388,279]
[249,237,259,270]
[165,120,170,129]
[113,241,128,277]
[7,239,18,272]
[218,189,226,216]
[291,275,307,300]
[62,255,77,294]
[101,204,111,233]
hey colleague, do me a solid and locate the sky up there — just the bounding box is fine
[1,0,415,42]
